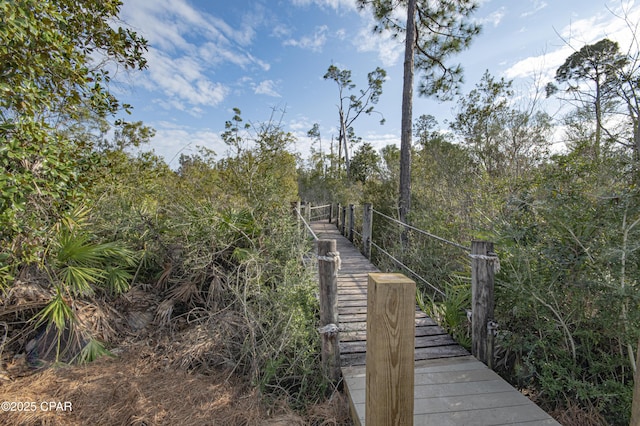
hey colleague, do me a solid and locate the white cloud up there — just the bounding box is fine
[143,48,229,112]
[354,22,403,67]
[254,80,282,97]
[363,132,400,152]
[504,2,640,82]
[521,0,548,18]
[147,122,227,166]
[290,0,358,12]
[289,116,315,132]
[479,7,506,27]
[272,24,292,38]
[284,25,329,52]
[120,0,269,111]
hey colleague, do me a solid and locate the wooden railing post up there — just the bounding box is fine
[317,239,341,382]
[362,203,373,259]
[340,206,346,236]
[329,203,334,224]
[291,201,301,234]
[366,273,415,425]
[471,240,496,369]
[348,204,355,242]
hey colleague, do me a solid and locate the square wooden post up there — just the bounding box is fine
[471,240,496,369]
[366,273,415,426]
[362,203,373,259]
[291,201,301,234]
[348,204,355,242]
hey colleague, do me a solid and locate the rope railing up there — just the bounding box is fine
[295,208,318,240]
[307,203,332,222]
[372,208,470,252]
[309,200,498,370]
[332,203,471,301]
[309,204,332,210]
[370,240,446,298]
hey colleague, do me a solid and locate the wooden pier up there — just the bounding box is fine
[311,221,559,426]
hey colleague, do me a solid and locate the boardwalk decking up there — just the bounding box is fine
[310,221,560,426]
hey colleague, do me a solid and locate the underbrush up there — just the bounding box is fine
[1,167,333,417]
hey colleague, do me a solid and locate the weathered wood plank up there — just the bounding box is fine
[341,334,457,354]
[365,273,415,425]
[311,221,559,426]
[340,324,448,342]
[412,405,555,426]
[412,392,535,415]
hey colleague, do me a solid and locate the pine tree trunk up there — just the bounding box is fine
[399,0,416,229]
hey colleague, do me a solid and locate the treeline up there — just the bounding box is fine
[299,39,640,425]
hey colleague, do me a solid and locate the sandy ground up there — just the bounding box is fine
[0,346,352,426]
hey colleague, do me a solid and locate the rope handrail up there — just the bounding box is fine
[372,208,470,252]
[370,240,446,298]
[295,208,318,240]
[308,204,331,210]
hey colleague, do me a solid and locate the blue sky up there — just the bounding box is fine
[115,0,640,166]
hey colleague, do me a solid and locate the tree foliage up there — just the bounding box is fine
[357,0,480,99]
[357,0,481,224]
[323,64,386,177]
[547,38,628,160]
[0,0,148,266]
[452,71,552,179]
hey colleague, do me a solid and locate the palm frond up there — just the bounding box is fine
[76,338,114,364]
[59,265,103,295]
[35,287,73,331]
[56,231,104,265]
[103,266,132,294]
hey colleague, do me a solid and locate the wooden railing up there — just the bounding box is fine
[297,200,498,370]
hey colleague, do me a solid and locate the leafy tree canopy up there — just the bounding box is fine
[0,0,148,264]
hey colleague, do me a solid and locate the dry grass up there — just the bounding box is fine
[549,401,609,426]
[0,343,352,426]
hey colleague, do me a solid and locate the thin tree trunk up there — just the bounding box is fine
[595,80,602,161]
[341,115,350,178]
[337,130,343,177]
[399,0,416,231]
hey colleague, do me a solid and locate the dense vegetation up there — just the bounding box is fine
[2,1,640,424]
[300,37,640,425]
[0,0,328,415]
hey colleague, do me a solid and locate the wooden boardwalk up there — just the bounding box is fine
[311,221,560,426]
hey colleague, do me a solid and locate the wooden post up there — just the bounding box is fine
[340,206,347,236]
[329,203,334,224]
[348,204,355,242]
[366,273,415,425]
[471,240,496,369]
[317,239,341,382]
[362,203,373,259]
[291,201,301,234]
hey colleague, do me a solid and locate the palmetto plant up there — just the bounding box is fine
[33,206,138,363]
